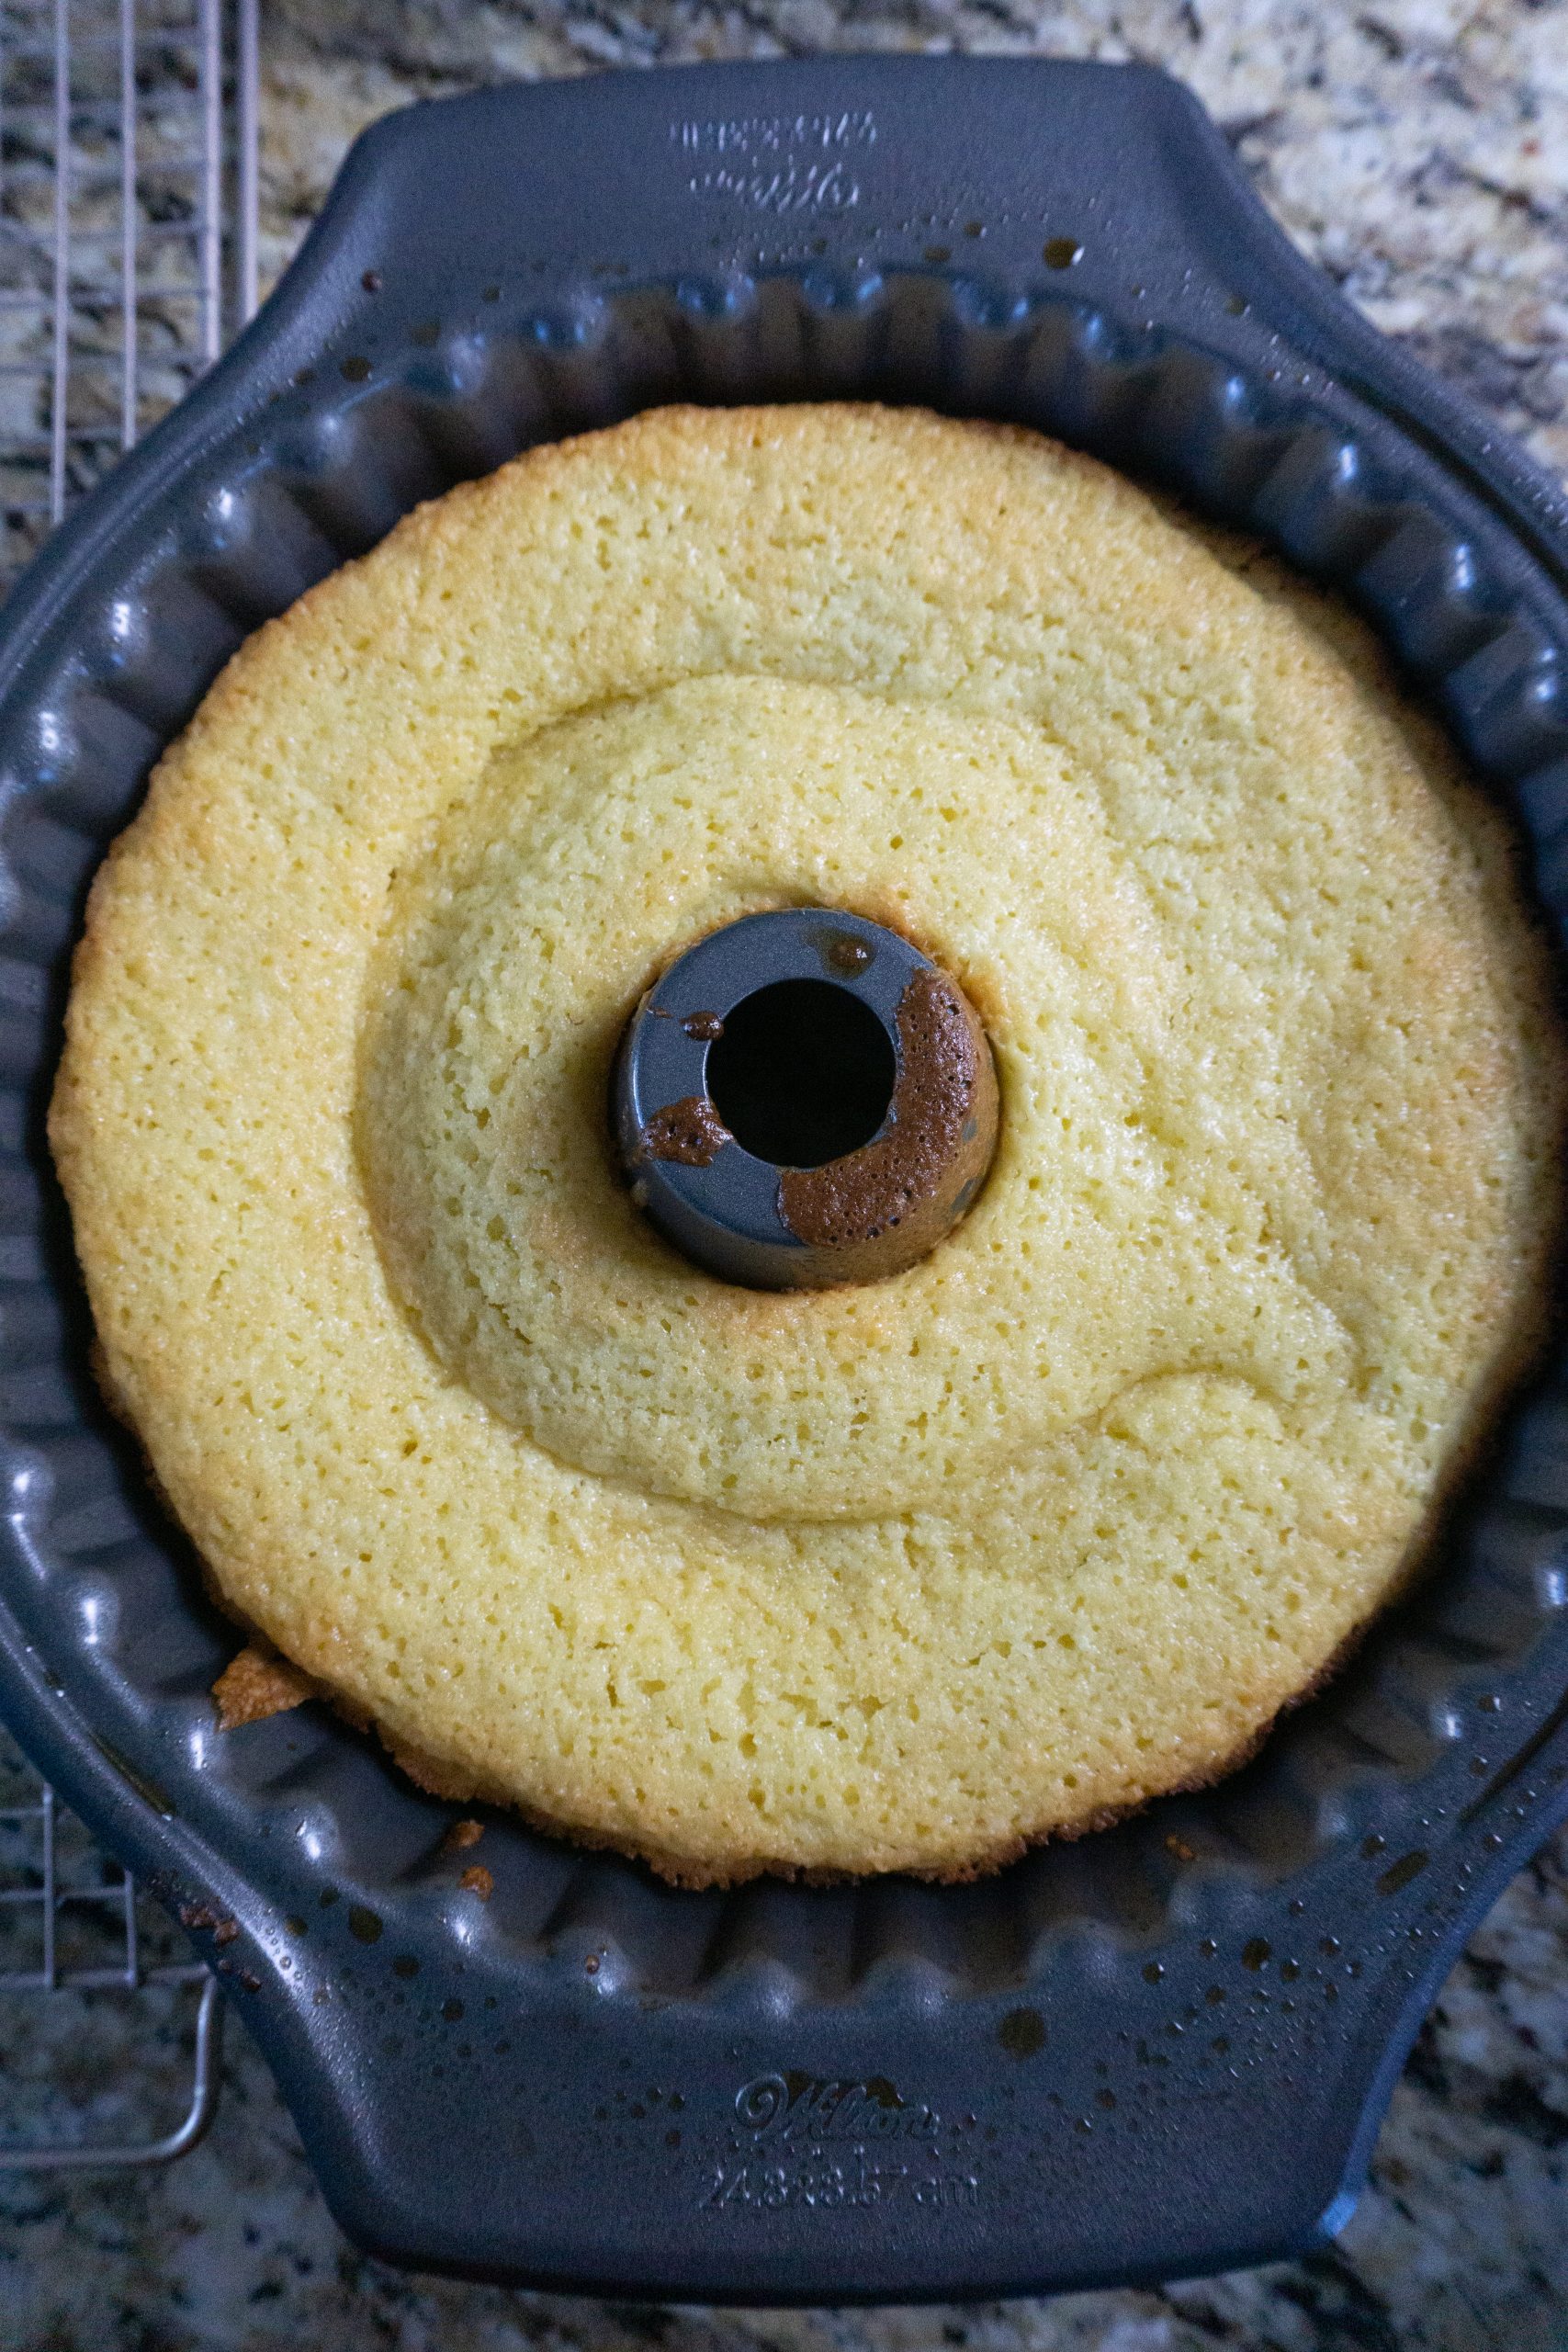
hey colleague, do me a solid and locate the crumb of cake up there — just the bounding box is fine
[212,1645,317,1732]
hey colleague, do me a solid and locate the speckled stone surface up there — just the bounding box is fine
[3,3,1568,2345]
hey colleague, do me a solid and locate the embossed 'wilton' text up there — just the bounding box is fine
[673,111,874,211]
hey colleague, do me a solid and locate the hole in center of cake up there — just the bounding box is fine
[706,978,896,1168]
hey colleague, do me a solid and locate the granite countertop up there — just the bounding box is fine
[4,3,1568,2346]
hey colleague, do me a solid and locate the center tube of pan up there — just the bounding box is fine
[613,909,998,1289]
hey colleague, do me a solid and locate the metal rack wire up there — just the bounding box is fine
[0,0,258,2162]
[0,0,258,585]
[0,1729,223,2169]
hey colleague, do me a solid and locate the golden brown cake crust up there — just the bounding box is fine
[50,403,1566,1885]
[211,1645,316,1732]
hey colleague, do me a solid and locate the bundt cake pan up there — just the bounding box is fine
[2,55,1567,2300]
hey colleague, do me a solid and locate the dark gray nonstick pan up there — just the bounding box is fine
[1,54,1567,2301]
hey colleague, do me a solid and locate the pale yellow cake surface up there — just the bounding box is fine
[50,404,1564,1883]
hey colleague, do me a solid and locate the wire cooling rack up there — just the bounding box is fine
[0,0,257,584]
[0,1728,223,2169]
[0,0,258,2164]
